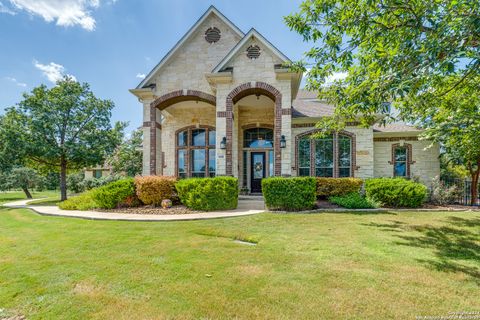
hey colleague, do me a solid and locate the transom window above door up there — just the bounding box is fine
[297,131,355,178]
[244,128,273,148]
[176,126,216,178]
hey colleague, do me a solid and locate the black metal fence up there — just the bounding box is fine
[440,178,480,206]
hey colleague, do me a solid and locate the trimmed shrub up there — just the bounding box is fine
[262,177,316,211]
[135,176,177,206]
[175,177,238,211]
[316,178,363,197]
[59,192,97,210]
[365,178,427,208]
[90,178,137,209]
[329,192,378,209]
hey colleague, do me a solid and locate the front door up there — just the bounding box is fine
[250,152,266,193]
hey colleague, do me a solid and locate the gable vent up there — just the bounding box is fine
[246,45,261,59]
[205,27,221,43]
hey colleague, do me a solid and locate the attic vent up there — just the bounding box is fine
[205,27,221,43]
[246,45,261,59]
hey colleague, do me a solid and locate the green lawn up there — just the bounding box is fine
[0,208,479,319]
[0,190,58,205]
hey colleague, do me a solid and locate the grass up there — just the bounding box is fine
[0,190,58,205]
[0,208,479,319]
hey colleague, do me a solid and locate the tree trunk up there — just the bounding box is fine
[471,168,480,206]
[60,158,67,201]
[22,187,32,199]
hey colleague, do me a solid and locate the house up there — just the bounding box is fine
[84,166,112,179]
[130,6,440,193]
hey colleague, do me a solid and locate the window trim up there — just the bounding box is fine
[175,125,215,178]
[389,143,415,178]
[294,130,357,177]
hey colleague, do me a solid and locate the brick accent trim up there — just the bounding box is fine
[226,82,282,176]
[294,129,357,177]
[151,90,216,110]
[217,111,228,118]
[149,104,157,175]
[241,123,274,130]
[389,143,415,177]
[143,121,161,129]
[292,121,360,128]
[281,108,292,115]
[374,136,419,142]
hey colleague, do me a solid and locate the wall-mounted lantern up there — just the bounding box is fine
[220,137,227,149]
[280,135,287,148]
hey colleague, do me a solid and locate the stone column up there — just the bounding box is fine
[141,99,161,176]
[215,88,227,175]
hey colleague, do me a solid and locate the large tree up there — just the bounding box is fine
[1,77,125,201]
[285,0,480,130]
[106,128,143,177]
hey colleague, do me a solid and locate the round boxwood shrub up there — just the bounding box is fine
[262,177,316,211]
[175,176,238,211]
[90,178,137,209]
[365,178,427,208]
[135,176,177,206]
[316,177,363,197]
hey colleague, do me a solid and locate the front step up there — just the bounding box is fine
[238,195,265,210]
[239,195,264,201]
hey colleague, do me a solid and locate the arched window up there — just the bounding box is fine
[176,126,215,178]
[390,143,413,177]
[297,132,354,177]
[243,128,274,148]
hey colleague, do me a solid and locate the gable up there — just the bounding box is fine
[137,6,244,94]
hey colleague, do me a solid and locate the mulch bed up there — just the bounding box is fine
[315,199,341,209]
[97,205,201,215]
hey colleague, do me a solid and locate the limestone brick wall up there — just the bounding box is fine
[215,37,293,176]
[290,125,374,179]
[154,14,242,96]
[374,139,440,185]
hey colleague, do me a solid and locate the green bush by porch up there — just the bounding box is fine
[262,177,316,211]
[175,176,238,211]
[316,177,363,197]
[365,178,428,208]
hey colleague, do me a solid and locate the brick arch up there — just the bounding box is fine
[294,129,357,177]
[151,90,216,110]
[225,82,283,176]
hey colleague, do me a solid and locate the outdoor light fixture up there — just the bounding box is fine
[220,137,227,149]
[280,135,287,148]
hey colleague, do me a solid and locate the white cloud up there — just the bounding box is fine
[324,72,348,85]
[5,77,27,87]
[136,73,146,79]
[6,0,116,31]
[34,60,76,83]
[0,1,15,14]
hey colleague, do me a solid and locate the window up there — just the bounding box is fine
[393,146,408,177]
[244,128,273,148]
[297,132,354,177]
[176,127,215,178]
[93,170,102,179]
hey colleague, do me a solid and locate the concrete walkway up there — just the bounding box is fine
[2,199,265,221]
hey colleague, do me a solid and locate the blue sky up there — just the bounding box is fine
[0,0,311,133]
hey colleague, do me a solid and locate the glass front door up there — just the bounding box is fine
[250,152,266,193]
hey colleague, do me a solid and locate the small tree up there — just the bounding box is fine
[106,129,143,177]
[1,77,125,201]
[4,167,43,199]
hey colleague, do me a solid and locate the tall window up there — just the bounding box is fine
[393,146,408,177]
[176,127,215,178]
[297,132,353,177]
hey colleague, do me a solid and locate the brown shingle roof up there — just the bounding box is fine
[292,90,335,118]
[373,123,422,132]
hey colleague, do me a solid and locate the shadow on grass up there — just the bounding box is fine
[363,217,480,283]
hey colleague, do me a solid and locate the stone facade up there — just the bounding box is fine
[130,6,440,189]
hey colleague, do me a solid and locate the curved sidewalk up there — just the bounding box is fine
[2,199,264,221]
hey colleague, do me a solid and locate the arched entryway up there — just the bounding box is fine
[225,82,282,177]
[148,90,216,175]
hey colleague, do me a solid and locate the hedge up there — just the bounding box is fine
[175,176,238,211]
[316,177,363,197]
[59,191,97,210]
[135,176,177,206]
[328,192,377,209]
[262,177,316,211]
[90,178,137,209]
[365,178,427,208]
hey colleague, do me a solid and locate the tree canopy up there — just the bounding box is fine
[106,128,143,177]
[285,0,480,130]
[0,77,125,200]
